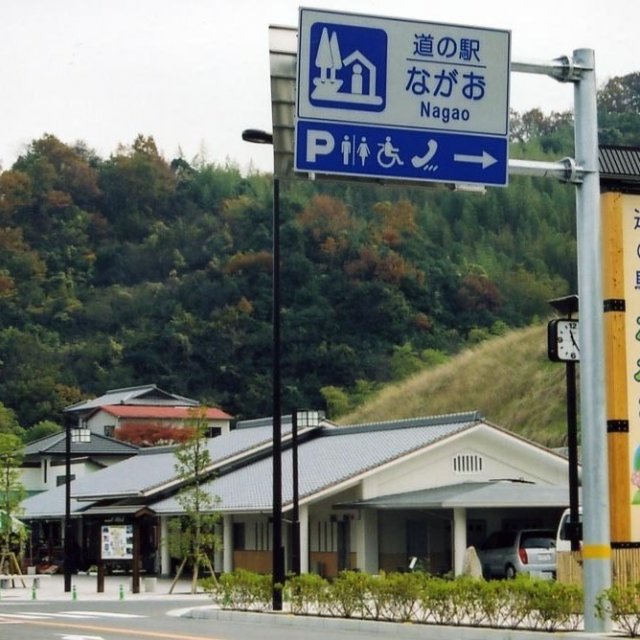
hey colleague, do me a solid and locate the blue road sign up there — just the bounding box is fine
[296,121,508,186]
[296,8,511,187]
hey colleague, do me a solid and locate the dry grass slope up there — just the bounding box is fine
[339,324,570,448]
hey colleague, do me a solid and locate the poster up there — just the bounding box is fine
[101,524,134,560]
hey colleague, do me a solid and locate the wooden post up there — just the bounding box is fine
[601,190,631,543]
[131,521,140,594]
[97,562,105,593]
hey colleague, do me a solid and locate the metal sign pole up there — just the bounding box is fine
[573,48,611,633]
[270,23,612,628]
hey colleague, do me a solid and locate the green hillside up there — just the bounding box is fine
[0,72,636,441]
[338,323,570,448]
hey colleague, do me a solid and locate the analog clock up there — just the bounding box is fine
[548,319,580,362]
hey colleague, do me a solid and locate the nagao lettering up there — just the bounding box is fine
[420,101,470,124]
[406,67,486,102]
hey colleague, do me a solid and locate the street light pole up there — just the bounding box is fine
[64,423,72,592]
[291,409,300,576]
[271,175,284,609]
[565,358,581,551]
[241,128,284,610]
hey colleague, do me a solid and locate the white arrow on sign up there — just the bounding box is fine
[453,151,497,169]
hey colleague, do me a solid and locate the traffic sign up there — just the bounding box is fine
[295,8,511,186]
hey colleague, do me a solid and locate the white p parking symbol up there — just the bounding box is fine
[306,130,335,162]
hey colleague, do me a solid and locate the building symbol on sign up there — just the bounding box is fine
[311,27,383,106]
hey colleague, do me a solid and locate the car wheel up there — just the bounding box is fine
[505,564,516,579]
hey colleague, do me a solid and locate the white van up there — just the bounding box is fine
[556,507,583,552]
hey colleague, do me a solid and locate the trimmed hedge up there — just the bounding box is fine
[204,570,584,632]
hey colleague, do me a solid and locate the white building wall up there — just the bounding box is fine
[21,465,44,492]
[362,426,568,499]
[84,410,231,437]
[85,411,118,435]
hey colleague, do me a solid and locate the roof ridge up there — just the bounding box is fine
[105,384,158,393]
[331,411,483,435]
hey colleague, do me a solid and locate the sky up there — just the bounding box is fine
[0,0,638,174]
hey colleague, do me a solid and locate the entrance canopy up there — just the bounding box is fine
[335,481,573,510]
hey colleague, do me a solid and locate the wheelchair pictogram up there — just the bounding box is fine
[377,136,404,168]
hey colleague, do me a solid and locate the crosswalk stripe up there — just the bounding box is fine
[0,611,145,621]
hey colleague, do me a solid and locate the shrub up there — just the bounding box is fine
[328,570,372,618]
[524,578,582,631]
[286,572,330,615]
[418,575,457,625]
[384,571,424,622]
[204,569,272,611]
[597,582,640,637]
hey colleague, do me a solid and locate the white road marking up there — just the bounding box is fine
[0,610,145,621]
[62,611,145,618]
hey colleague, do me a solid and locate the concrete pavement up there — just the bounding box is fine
[0,572,210,602]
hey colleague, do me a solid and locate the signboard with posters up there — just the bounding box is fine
[101,524,134,560]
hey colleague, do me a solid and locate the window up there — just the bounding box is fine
[104,425,115,437]
[233,522,246,550]
[207,427,222,438]
[453,453,483,474]
[72,428,91,443]
[254,521,269,550]
[466,519,486,548]
[56,474,75,487]
[317,520,336,552]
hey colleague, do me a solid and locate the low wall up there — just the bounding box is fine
[557,548,640,588]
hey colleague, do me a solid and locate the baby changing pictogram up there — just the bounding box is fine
[309,22,387,112]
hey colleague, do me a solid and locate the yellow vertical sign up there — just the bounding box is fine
[617,192,640,540]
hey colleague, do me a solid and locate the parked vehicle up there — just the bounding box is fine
[478,528,556,579]
[556,507,583,552]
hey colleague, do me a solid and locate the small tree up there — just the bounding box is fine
[0,433,26,572]
[168,408,221,593]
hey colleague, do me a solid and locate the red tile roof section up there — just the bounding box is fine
[100,405,232,420]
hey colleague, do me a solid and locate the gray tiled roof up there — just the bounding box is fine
[22,412,483,519]
[70,423,283,500]
[21,483,87,519]
[63,384,199,413]
[600,145,640,189]
[152,412,480,514]
[23,431,139,458]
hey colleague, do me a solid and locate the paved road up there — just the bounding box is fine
[0,599,408,640]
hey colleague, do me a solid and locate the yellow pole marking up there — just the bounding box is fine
[581,544,612,560]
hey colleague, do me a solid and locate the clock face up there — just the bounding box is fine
[549,319,580,362]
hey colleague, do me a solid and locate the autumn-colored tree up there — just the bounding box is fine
[114,422,195,447]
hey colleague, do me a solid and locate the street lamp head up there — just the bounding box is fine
[548,294,579,318]
[242,128,274,145]
[296,409,323,429]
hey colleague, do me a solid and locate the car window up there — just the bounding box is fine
[482,531,515,549]
[520,531,555,549]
